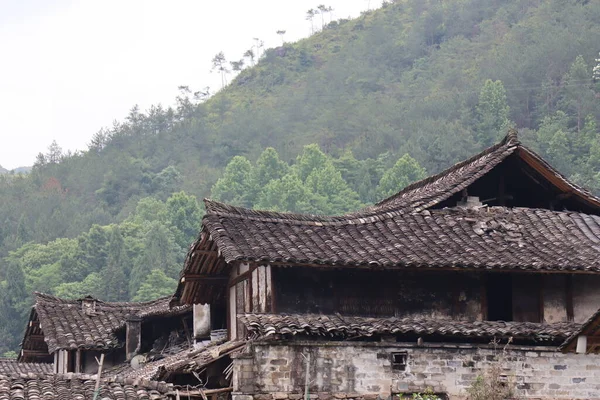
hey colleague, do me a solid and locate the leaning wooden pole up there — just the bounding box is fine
[93,353,105,400]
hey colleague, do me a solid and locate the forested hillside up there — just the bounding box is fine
[2,0,600,355]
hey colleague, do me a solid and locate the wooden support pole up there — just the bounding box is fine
[75,349,82,373]
[93,353,105,400]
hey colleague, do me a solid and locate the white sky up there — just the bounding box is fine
[0,0,373,169]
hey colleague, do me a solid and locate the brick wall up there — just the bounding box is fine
[232,341,600,400]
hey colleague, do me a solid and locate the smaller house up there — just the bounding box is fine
[17,292,240,394]
[19,293,191,374]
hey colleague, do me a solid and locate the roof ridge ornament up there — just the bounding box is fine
[505,128,520,146]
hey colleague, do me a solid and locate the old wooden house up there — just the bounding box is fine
[19,293,192,374]
[16,292,242,398]
[171,131,600,399]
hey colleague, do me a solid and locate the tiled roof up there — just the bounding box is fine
[0,373,172,399]
[27,293,190,353]
[109,339,247,381]
[174,131,600,305]
[239,313,579,343]
[560,307,600,353]
[369,130,600,214]
[201,205,600,272]
[0,359,52,375]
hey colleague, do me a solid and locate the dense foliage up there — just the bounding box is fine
[2,0,600,354]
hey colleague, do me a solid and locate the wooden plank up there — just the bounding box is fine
[181,274,229,283]
[270,266,276,313]
[566,274,574,322]
[236,282,245,338]
[252,268,259,311]
[21,349,51,357]
[229,285,237,340]
[266,265,272,313]
[75,349,81,373]
[244,280,251,313]
[229,265,257,287]
[258,266,267,312]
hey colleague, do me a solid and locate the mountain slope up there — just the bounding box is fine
[2,0,600,251]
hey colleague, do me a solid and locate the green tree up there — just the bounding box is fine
[256,174,312,213]
[166,191,203,248]
[132,269,178,301]
[377,154,427,198]
[295,144,330,182]
[101,226,128,301]
[53,273,103,300]
[476,80,510,146]
[211,156,255,207]
[253,148,289,187]
[561,55,596,132]
[129,222,180,297]
[305,162,362,214]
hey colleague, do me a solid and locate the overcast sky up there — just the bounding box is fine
[0,0,373,169]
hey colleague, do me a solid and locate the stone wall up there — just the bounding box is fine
[232,341,600,400]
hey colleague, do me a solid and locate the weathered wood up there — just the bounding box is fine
[181,274,229,283]
[258,266,267,312]
[228,285,237,340]
[252,268,259,311]
[125,316,142,360]
[21,349,50,357]
[566,274,574,322]
[229,266,257,287]
[236,282,245,337]
[266,265,272,313]
[75,349,82,373]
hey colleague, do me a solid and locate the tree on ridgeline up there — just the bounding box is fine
[377,154,426,198]
[211,52,229,89]
[476,80,510,147]
[276,30,286,45]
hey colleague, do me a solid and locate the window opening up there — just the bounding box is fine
[391,352,408,371]
[486,274,513,321]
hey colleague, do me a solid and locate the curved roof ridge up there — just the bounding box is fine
[203,130,523,224]
[370,129,520,212]
[32,292,173,308]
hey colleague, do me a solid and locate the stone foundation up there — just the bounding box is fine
[232,341,600,400]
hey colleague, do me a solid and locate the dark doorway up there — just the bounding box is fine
[486,274,513,321]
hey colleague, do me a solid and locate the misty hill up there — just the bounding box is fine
[2,0,600,354]
[3,0,600,246]
[0,166,7,174]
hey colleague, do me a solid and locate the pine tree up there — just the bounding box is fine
[476,80,510,146]
[102,226,128,301]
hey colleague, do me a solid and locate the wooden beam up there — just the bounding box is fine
[229,265,258,287]
[181,274,229,283]
[27,334,45,340]
[20,349,50,357]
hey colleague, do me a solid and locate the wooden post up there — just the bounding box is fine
[303,352,310,400]
[93,353,105,400]
[75,349,82,373]
[125,316,142,360]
